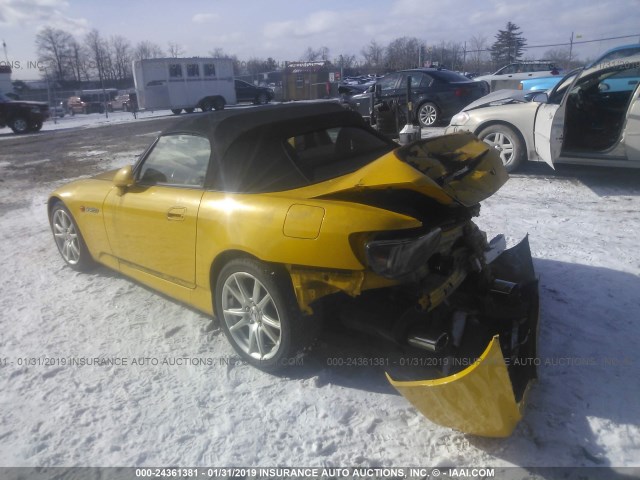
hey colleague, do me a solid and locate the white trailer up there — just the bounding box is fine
[133,57,236,113]
[0,65,14,96]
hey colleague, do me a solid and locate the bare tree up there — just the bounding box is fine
[35,27,73,81]
[334,53,356,70]
[543,48,583,70]
[111,35,132,81]
[85,29,110,82]
[133,41,164,61]
[300,46,330,62]
[361,40,384,69]
[167,42,184,58]
[468,35,489,73]
[385,37,424,70]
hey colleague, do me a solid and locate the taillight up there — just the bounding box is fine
[454,87,470,97]
[517,83,523,90]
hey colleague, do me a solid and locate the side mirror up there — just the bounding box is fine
[531,92,549,103]
[113,165,134,190]
[598,82,610,92]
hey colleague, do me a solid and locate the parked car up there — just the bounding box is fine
[48,102,538,437]
[518,75,563,92]
[587,43,640,68]
[111,93,132,111]
[475,61,561,92]
[234,79,273,104]
[446,54,640,171]
[0,91,49,133]
[518,45,640,92]
[346,68,490,127]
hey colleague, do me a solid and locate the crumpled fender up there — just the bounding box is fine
[386,236,539,437]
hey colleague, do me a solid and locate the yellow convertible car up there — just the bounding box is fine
[49,103,539,437]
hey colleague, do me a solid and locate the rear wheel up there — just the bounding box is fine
[478,124,525,172]
[10,117,29,134]
[171,108,182,115]
[50,201,95,271]
[29,121,43,132]
[417,101,439,127]
[201,100,213,112]
[215,258,316,371]
[184,108,195,113]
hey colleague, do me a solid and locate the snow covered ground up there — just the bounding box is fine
[0,113,639,472]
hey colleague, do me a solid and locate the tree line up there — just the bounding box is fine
[34,22,584,87]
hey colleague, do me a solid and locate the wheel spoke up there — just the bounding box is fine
[233,275,251,304]
[229,316,250,331]
[261,313,280,330]
[252,279,261,302]
[261,324,279,344]
[226,282,245,306]
[224,307,246,317]
[256,292,272,310]
[255,327,265,357]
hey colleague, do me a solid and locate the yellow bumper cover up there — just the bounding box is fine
[387,337,524,437]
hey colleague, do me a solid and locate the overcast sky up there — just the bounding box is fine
[1,0,639,80]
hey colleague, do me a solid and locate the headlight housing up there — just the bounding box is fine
[365,228,442,280]
[450,111,470,126]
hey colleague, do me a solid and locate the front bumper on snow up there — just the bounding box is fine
[386,236,539,437]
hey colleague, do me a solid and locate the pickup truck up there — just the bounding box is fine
[0,91,50,134]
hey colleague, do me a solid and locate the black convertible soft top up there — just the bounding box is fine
[158,102,395,193]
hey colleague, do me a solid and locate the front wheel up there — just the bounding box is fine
[171,108,183,115]
[256,92,268,105]
[29,121,43,132]
[213,98,225,111]
[184,108,195,113]
[478,125,525,172]
[417,102,439,127]
[10,117,29,134]
[215,258,315,371]
[50,201,95,271]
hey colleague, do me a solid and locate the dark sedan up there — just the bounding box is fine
[234,79,274,104]
[347,68,489,127]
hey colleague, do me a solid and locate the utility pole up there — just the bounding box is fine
[568,32,574,65]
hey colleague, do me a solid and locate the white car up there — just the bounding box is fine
[475,61,561,92]
[446,54,640,172]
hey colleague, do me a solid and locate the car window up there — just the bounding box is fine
[286,126,394,183]
[378,74,400,92]
[498,65,517,74]
[137,134,211,188]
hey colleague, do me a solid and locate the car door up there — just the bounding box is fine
[623,81,640,161]
[103,133,211,288]
[235,80,254,102]
[533,70,583,168]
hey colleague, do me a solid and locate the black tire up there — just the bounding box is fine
[29,121,43,132]
[10,117,29,134]
[171,108,183,115]
[184,108,195,113]
[256,92,268,105]
[49,201,95,272]
[215,257,318,371]
[478,124,525,172]
[417,101,439,127]
[213,97,225,111]
[201,100,213,112]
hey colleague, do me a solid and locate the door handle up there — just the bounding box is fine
[167,207,186,221]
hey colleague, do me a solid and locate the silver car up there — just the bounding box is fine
[446,54,640,172]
